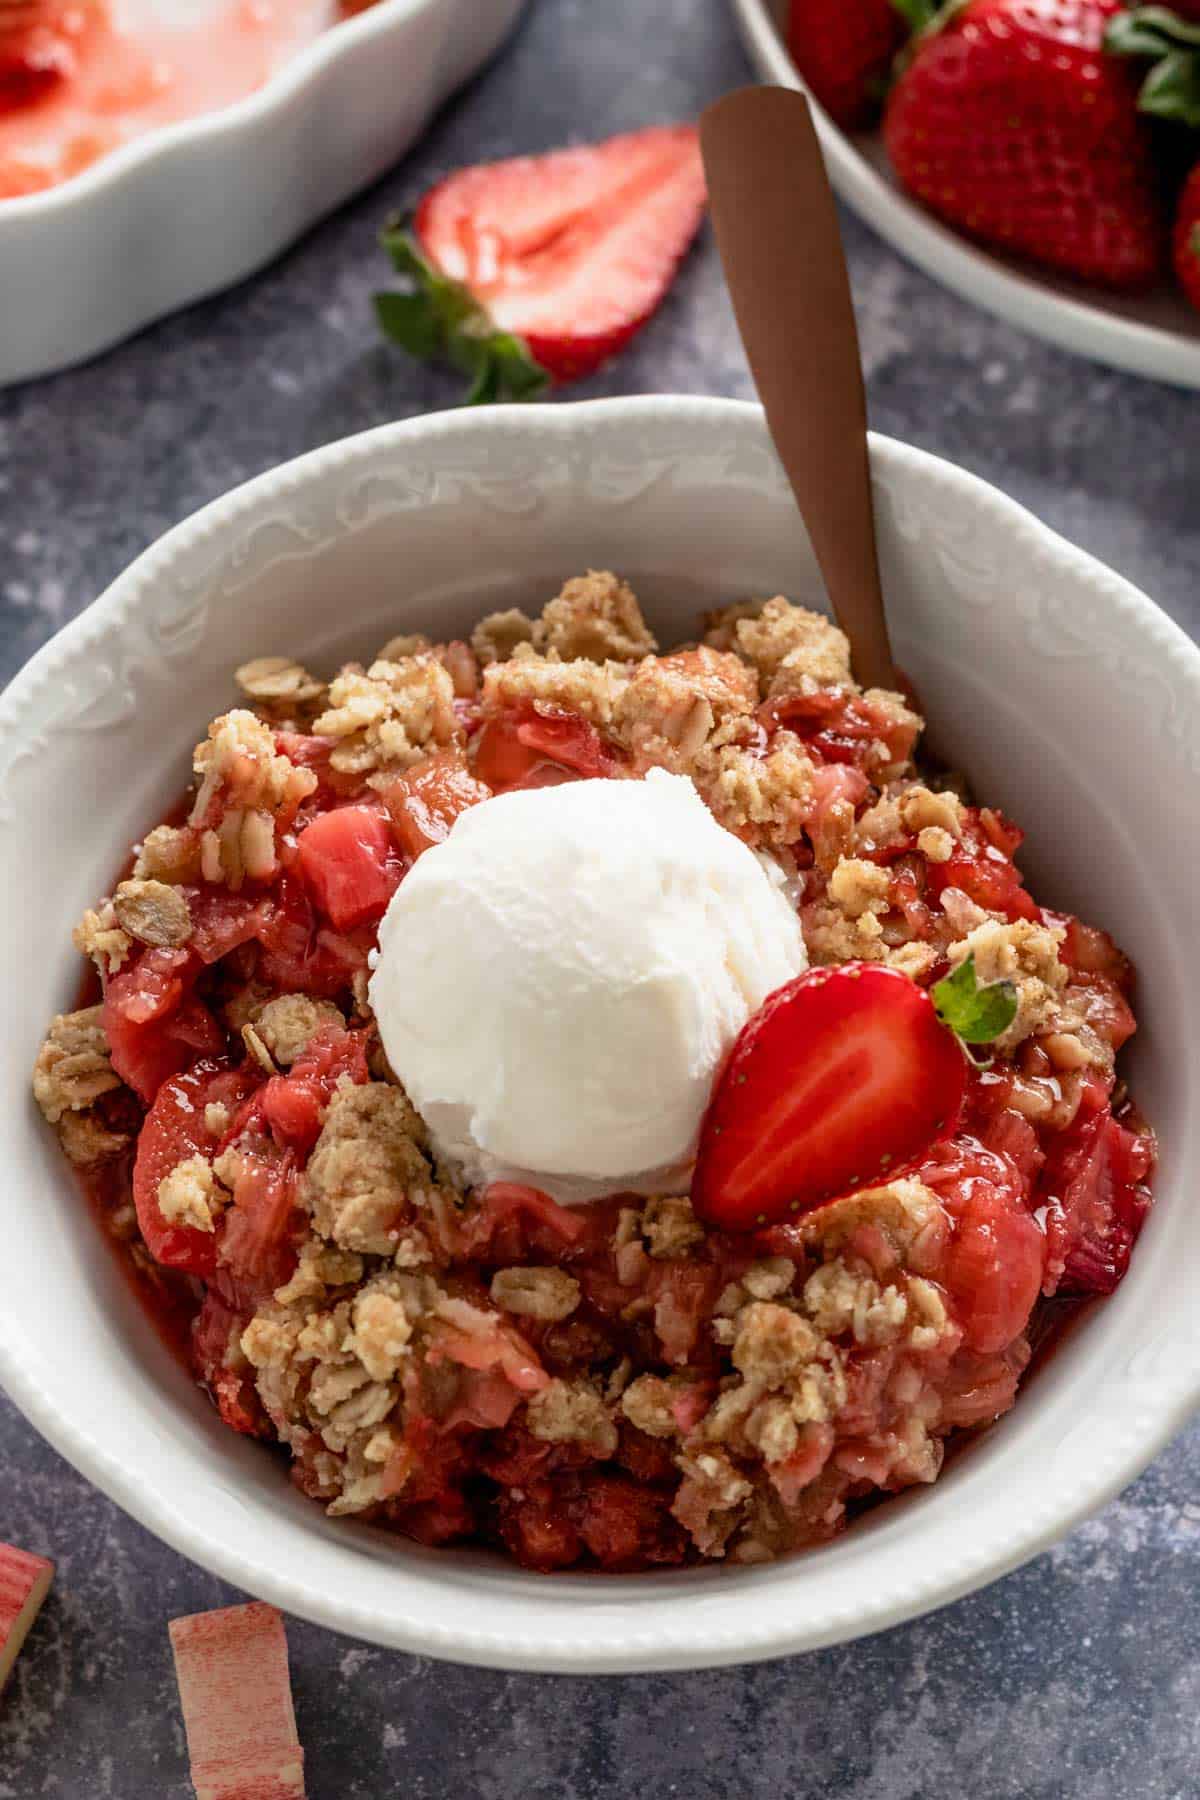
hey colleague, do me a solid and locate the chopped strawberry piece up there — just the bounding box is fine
[191,1290,269,1437]
[273,731,360,809]
[571,1475,687,1568]
[649,1261,723,1364]
[1051,912,1133,986]
[499,1489,583,1569]
[693,963,966,1232]
[767,683,917,774]
[925,809,1040,923]
[465,1182,588,1263]
[941,1180,1045,1353]
[1038,1091,1156,1296]
[133,1062,261,1274]
[255,1024,370,1155]
[295,803,403,931]
[473,703,622,792]
[106,944,194,1027]
[105,946,225,1105]
[375,750,491,858]
[255,870,371,996]
[977,1107,1045,1185]
[185,889,272,965]
[219,1150,299,1296]
[386,124,707,391]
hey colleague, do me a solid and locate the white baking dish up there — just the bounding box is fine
[0,0,528,387]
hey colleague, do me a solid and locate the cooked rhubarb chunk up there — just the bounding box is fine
[0,1542,53,1694]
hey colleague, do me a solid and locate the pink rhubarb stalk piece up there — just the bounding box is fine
[169,1601,306,1800]
[0,1541,53,1693]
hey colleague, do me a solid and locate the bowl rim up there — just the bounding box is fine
[0,0,471,223]
[3,395,1199,1672]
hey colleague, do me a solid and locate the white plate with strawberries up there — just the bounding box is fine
[732,0,1200,389]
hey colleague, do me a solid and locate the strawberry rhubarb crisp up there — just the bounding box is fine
[34,573,1156,1570]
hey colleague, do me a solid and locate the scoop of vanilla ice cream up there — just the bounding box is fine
[369,769,807,1203]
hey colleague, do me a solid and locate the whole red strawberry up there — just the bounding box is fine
[885,0,1165,288]
[1174,163,1200,309]
[786,0,908,129]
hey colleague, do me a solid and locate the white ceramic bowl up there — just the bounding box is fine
[731,0,1200,390]
[0,0,529,388]
[1,398,1197,1673]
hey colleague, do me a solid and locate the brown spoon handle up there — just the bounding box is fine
[700,85,897,692]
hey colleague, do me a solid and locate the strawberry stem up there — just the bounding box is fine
[375,222,549,406]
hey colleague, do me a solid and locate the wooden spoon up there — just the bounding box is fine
[700,85,897,693]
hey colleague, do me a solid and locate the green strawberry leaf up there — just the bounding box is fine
[931,954,1018,1046]
[373,292,441,360]
[375,220,549,405]
[1105,7,1200,127]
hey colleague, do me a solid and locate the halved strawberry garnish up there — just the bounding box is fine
[375,124,706,398]
[692,963,967,1232]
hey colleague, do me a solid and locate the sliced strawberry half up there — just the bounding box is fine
[692,963,966,1232]
[375,124,706,397]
